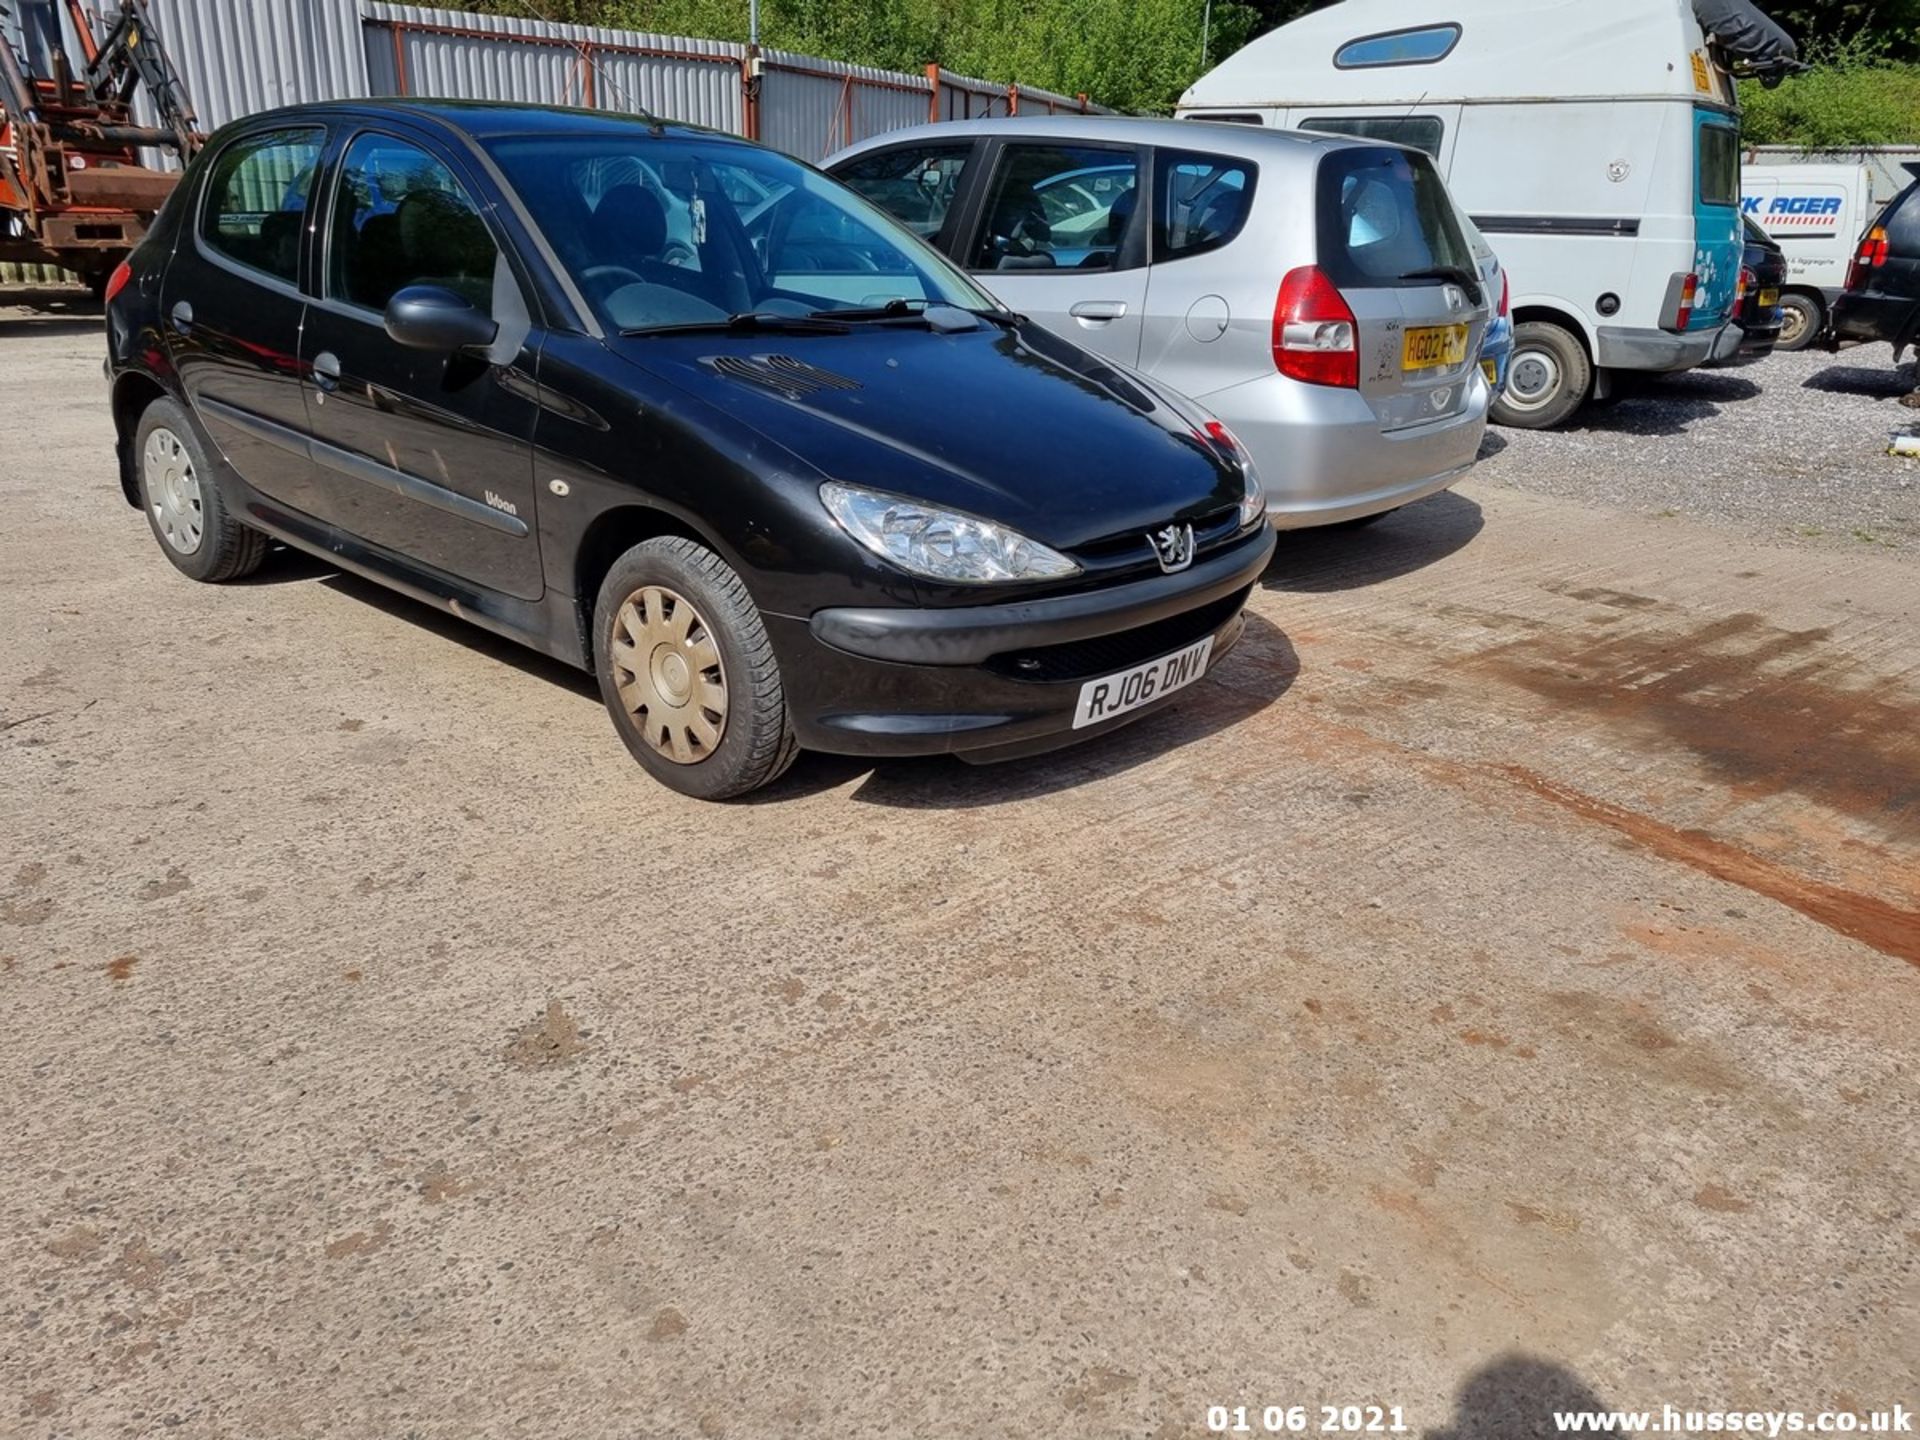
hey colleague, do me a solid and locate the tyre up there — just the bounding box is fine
[592,537,798,800]
[1490,320,1592,430]
[134,397,270,582]
[1774,292,1824,353]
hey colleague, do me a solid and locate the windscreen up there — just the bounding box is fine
[485,133,998,333]
[1314,146,1474,290]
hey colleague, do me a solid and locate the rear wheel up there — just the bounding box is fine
[1774,292,1824,352]
[592,537,798,800]
[1491,320,1592,430]
[134,398,269,582]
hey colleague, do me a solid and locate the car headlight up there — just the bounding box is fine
[819,482,1081,585]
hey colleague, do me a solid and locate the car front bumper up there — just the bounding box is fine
[1196,370,1491,529]
[769,525,1277,759]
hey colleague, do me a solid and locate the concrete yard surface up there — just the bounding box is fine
[2,306,1917,1438]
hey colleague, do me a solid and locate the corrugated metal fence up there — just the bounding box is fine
[5,0,1105,284]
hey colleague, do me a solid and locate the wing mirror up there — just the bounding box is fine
[384,285,499,353]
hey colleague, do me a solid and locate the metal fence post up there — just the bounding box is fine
[925,62,940,123]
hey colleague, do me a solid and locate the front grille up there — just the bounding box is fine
[1069,504,1243,572]
[983,587,1249,684]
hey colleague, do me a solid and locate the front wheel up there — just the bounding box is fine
[1774,293,1824,353]
[1490,320,1592,430]
[592,537,798,800]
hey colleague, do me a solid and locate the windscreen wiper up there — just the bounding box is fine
[1398,265,1484,306]
[810,298,1021,329]
[621,311,853,337]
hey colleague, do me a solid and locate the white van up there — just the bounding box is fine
[1739,163,1877,349]
[1177,0,1798,428]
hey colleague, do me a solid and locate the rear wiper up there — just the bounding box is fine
[621,311,853,337]
[1399,265,1484,306]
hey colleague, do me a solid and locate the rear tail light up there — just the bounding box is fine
[103,260,132,305]
[1273,265,1358,388]
[1663,272,1699,333]
[1847,226,1889,290]
[1737,266,1755,303]
[1498,270,1510,319]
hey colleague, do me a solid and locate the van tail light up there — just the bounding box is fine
[1498,270,1510,319]
[1737,266,1755,304]
[1662,272,1699,333]
[103,260,132,305]
[1273,265,1358,388]
[1847,226,1889,290]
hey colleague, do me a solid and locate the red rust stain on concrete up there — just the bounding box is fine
[1503,766,1920,968]
[1465,612,1920,845]
[105,955,138,981]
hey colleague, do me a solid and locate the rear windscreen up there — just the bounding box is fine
[1698,123,1740,206]
[1315,146,1473,289]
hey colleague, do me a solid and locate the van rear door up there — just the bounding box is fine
[1314,145,1487,432]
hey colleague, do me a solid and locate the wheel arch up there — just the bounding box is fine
[110,371,172,508]
[570,502,734,656]
[1510,305,1596,359]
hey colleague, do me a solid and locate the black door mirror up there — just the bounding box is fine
[384,285,499,353]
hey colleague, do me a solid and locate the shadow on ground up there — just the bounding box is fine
[0,287,101,341]
[1426,1355,1618,1439]
[1556,369,1765,437]
[270,546,1299,809]
[310,567,600,703]
[1801,360,1918,400]
[1263,490,1484,594]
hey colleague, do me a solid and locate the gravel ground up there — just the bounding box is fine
[1476,343,1920,557]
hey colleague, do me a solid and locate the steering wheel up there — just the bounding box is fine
[581,264,645,291]
[661,241,698,269]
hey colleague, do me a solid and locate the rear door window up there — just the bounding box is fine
[968,143,1141,272]
[1156,151,1255,261]
[200,127,325,285]
[1299,115,1445,159]
[833,143,972,242]
[1315,146,1473,289]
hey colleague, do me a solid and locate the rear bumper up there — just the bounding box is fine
[1830,290,1914,348]
[775,525,1276,758]
[1594,324,1719,373]
[1198,369,1490,529]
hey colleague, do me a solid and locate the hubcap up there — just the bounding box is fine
[1778,304,1808,347]
[1506,348,1561,409]
[144,427,204,554]
[609,586,727,765]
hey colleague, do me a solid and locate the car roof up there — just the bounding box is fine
[827,114,1349,166]
[224,97,744,148]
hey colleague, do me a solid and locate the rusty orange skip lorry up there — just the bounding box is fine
[0,0,200,294]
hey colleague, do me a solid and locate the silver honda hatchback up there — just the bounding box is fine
[827,117,1494,529]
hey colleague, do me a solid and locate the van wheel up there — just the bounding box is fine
[135,398,270,582]
[592,537,798,801]
[1774,293,1823,352]
[1491,321,1591,429]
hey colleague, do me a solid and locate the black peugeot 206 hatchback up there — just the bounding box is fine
[104,101,1274,798]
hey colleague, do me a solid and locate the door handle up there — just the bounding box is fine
[169,300,192,335]
[311,351,341,393]
[1069,300,1128,324]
